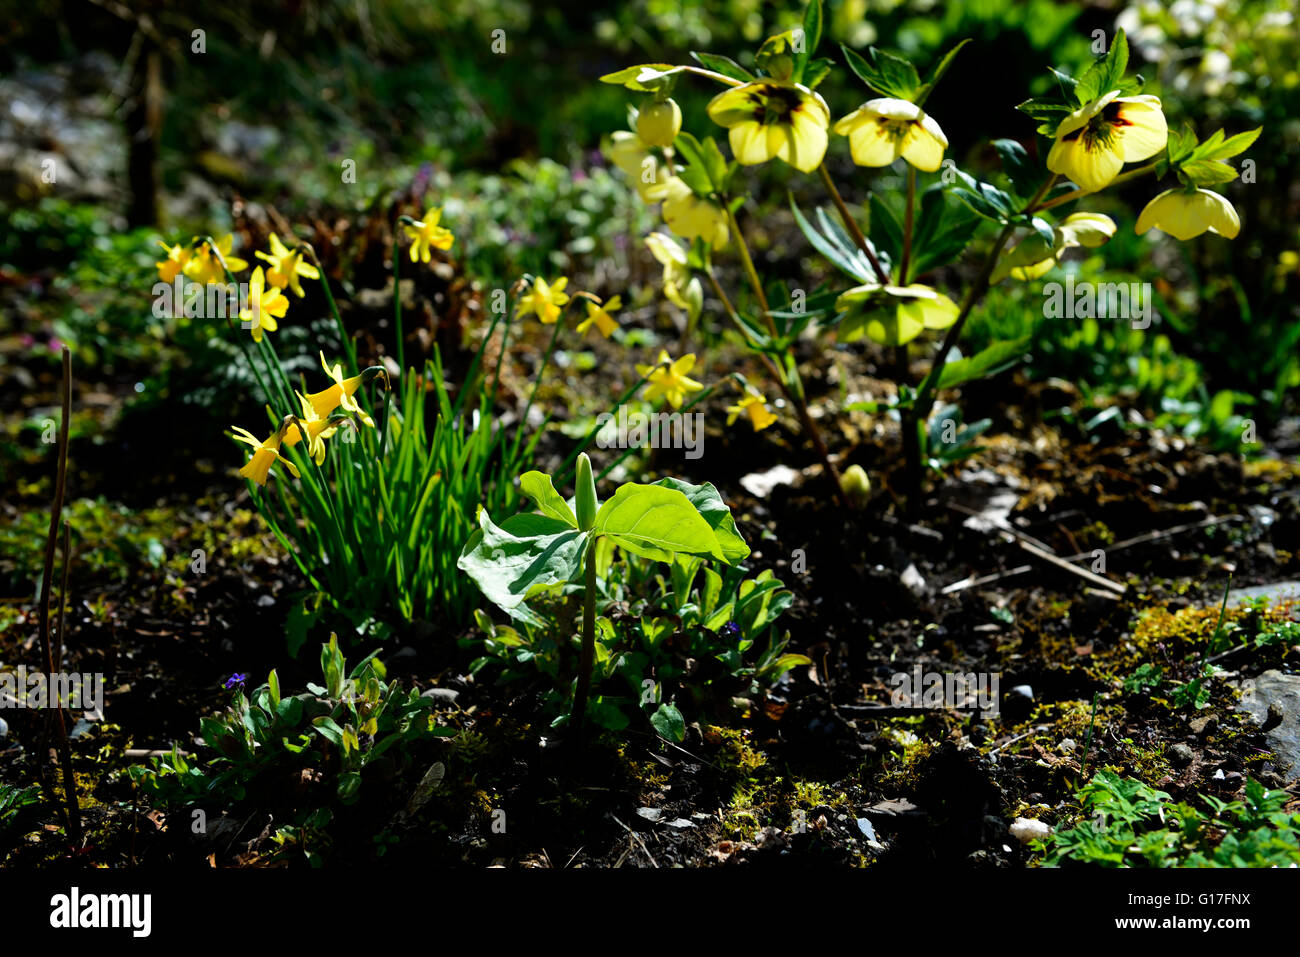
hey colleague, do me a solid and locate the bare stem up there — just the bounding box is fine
[816,163,890,284]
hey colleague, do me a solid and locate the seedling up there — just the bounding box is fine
[458,453,749,741]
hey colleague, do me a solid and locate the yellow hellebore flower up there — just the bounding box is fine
[577,295,622,338]
[307,352,374,427]
[238,267,289,343]
[283,392,340,465]
[517,276,570,324]
[636,350,704,409]
[992,212,1117,282]
[1135,188,1240,240]
[231,422,300,486]
[1046,91,1167,193]
[727,392,778,432]
[644,232,697,311]
[183,235,248,284]
[836,282,959,347]
[156,241,191,283]
[404,207,455,264]
[636,98,682,148]
[255,234,320,298]
[833,98,949,172]
[661,177,730,249]
[604,130,672,203]
[706,80,831,173]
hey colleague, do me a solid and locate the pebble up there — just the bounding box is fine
[1168,743,1195,767]
[420,687,460,705]
[0,715,7,738]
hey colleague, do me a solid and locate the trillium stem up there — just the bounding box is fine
[571,541,599,747]
[36,348,81,846]
[816,164,891,285]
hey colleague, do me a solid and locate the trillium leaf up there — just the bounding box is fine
[651,477,750,564]
[519,471,579,527]
[594,484,725,563]
[650,702,686,742]
[457,508,589,625]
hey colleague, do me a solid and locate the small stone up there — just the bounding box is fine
[900,564,927,597]
[0,715,7,738]
[420,687,460,705]
[663,818,695,830]
[1057,738,1078,755]
[1009,685,1033,701]
[1009,817,1052,843]
[1168,743,1195,768]
[856,818,877,842]
[635,807,662,823]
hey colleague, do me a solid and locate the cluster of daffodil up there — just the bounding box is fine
[155,228,387,487]
[599,1,1258,508]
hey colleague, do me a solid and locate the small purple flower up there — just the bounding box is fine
[224,673,247,690]
[720,621,740,639]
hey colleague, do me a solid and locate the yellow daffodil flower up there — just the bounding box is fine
[604,130,672,203]
[1135,188,1240,240]
[516,276,570,324]
[231,421,300,486]
[992,212,1117,282]
[661,177,730,248]
[836,282,960,346]
[238,267,288,343]
[283,392,340,465]
[727,391,778,432]
[636,98,682,148]
[255,234,320,298]
[307,352,374,427]
[706,80,831,173]
[1047,91,1167,193]
[636,350,704,409]
[184,234,248,284]
[156,241,191,283]
[404,207,455,264]
[577,295,622,338]
[833,98,948,172]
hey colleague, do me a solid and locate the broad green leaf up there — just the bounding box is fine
[519,471,578,527]
[652,477,750,564]
[594,484,725,562]
[267,669,281,709]
[650,702,686,742]
[457,508,589,625]
[908,185,980,279]
[842,44,920,100]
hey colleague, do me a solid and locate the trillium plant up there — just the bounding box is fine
[601,0,1259,512]
[458,453,749,738]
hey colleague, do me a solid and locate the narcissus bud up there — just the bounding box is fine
[575,453,597,531]
[636,98,682,148]
[839,464,872,503]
